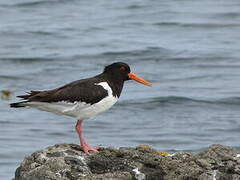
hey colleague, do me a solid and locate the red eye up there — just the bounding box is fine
[120,66,126,71]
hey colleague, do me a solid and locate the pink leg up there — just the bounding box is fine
[75,120,99,155]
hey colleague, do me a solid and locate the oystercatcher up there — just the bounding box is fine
[10,62,152,154]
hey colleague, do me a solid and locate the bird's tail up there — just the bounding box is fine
[10,101,27,108]
[10,91,40,108]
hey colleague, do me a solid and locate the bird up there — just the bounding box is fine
[10,62,152,155]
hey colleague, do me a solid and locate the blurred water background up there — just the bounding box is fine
[1,0,240,179]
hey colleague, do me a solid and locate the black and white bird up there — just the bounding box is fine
[10,62,152,154]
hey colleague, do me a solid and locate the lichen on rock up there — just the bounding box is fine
[14,144,240,180]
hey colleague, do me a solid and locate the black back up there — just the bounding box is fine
[11,62,131,106]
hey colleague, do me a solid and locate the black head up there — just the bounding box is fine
[103,62,152,87]
[103,62,131,81]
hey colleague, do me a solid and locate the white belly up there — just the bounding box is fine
[24,82,118,120]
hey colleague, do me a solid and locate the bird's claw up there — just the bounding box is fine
[81,145,100,155]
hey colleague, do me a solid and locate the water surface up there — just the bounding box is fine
[1,0,240,179]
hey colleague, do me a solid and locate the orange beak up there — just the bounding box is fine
[128,72,152,87]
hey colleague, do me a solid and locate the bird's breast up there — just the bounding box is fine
[70,82,118,119]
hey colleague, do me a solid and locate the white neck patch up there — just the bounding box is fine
[95,82,114,97]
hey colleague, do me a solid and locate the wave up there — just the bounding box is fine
[211,12,240,19]
[0,75,23,80]
[126,4,146,10]
[1,46,233,65]
[97,47,237,64]
[153,22,240,28]
[99,46,174,62]
[3,0,77,8]
[118,96,240,107]
[0,47,171,64]
[215,97,240,105]
[101,47,170,57]
[0,57,54,63]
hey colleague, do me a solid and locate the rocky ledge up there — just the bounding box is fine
[15,144,240,180]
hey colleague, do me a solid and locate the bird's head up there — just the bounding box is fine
[103,62,152,87]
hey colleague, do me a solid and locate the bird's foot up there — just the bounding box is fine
[81,145,100,155]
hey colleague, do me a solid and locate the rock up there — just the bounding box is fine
[14,144,240,180]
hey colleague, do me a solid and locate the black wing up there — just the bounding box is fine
[10,77,108,107]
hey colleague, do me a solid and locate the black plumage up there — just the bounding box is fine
[10,62,131,107]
